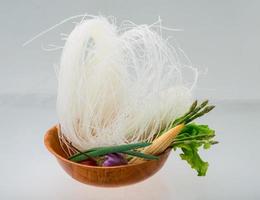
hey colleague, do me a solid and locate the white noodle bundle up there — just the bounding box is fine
[56,16,198,152]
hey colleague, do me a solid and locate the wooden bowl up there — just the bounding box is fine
[44,125,171,187]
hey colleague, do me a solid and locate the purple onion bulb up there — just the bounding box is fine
[102,153,127,166]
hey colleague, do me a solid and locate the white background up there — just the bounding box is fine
[0,1,259,199]
[0,0,260,100]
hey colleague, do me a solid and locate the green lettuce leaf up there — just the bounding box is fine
[172,123,217,176]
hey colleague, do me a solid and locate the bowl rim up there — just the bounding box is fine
[44,125,171,169]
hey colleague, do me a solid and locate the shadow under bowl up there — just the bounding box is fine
[44,125,171,187]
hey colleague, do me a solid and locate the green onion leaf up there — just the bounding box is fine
[123,150,158,160]
[69,142,151,162]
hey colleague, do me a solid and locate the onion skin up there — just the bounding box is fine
[102,153,127,167]
[80,159,98,166]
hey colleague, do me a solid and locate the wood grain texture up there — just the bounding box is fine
[44,125,171,187]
